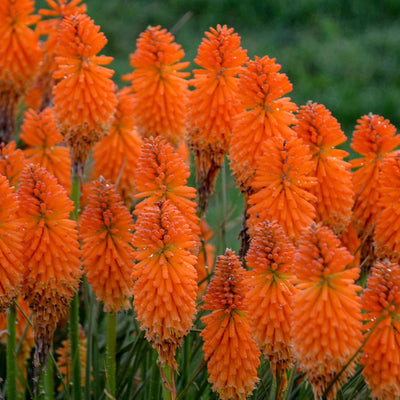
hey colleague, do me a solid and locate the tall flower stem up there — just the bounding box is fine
[7,302,17,400]
[160,363,175,400]
[70,170,82,400]
[105,312,117,398]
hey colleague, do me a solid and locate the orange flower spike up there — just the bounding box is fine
[360,261,400,399]
[123,25,189,147]
[25,0,87,110]
[245,220,297,377]
[0,0,42,142]
[132,200,198,368]
[247,135,317,243]
[351,114,400,235]
[20,107,71,192]
[188,25,248,207]
[18,164,82,369]
[0,141,27,188]
[292,224,363,399]
[134,137,200,249]
[201,249,260,400]
[374,152,400,261]
[0,175,24,311]
[92,88,143,207]
[293,102,354,234]
[80,178,135,312]
[230,55,298,191]
[53,13,117,176]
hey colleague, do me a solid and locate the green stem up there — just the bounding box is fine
[105,312,117,399]
[44,356,54,400]
[220,158,227,252]
[7,302,17,400]
[160,363,175,400]
[70,167,82,400]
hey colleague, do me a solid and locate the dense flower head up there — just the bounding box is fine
[25,0,87,110]
[351,114,400,235]
[188,25,248,212]
[244,220,297,376]
[132,200,198,368]
[80,178,135,312]
[188,24,248,154]
[247,135,317,243]
[293,101,354,233]
[360,261,400,399]
[134,136,200,249]
[18,164,82,368]
[123,25,189,147]
[201,249,260,400]
[0,0,41,89]
[0,175,24,311]
[229,55,298,191]
[20,107,71,192]
[374,152,400,261]
[92,88,142,207]
[0,141,27,188]
[292,223,362,399]
[53,13,117,174]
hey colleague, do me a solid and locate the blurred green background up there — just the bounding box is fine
[36,0,400,140]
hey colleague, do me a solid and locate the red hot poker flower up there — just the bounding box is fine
[374,152,400,261]
[201,249,260,400]
[132,200,198,369]
[134,137,200,252]
[92,88,143,207]
[80,178,135,312]
[0,0,42,142]
[230,55,298,192]
[18,164,82,369]
[0,175,24,311]
[292,223,362,399]
[0,141,27,188]
[360,261,400,400]
[247,135,317,243]
[293,101,354,234]
[351,113,400,235]
[187,25,248,212]
[123,25,189,148]
[52,13,117,176]
[245,220,297,377]
[20,107,71,192]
